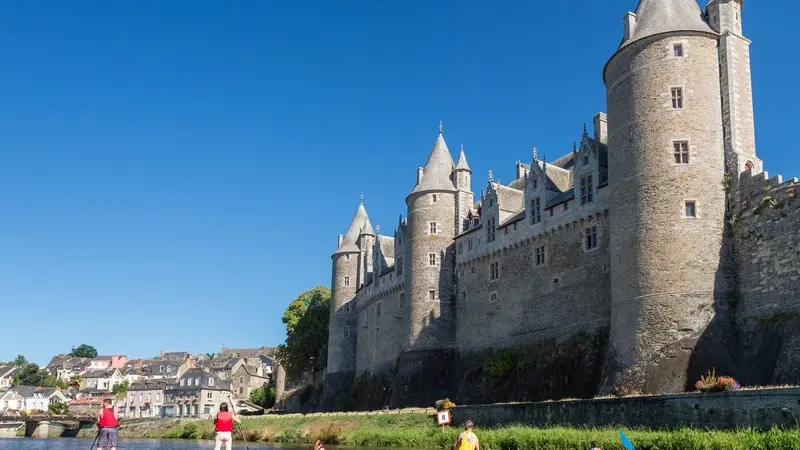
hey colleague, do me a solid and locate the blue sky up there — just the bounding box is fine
[0,1,797,365]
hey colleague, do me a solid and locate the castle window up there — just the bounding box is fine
[585,226,598,250]
[673,141,690,164]
[428,290,436,301]
[397,256,403,275]
[532,178,538,189]
[685,200,697,218]
[489,198,494,207]
[432,194,438,203]
[671,87,684,109]
[490,262,499,280]
[581,175,594,204]
[344,276,350,287]
[531,198,541,224]
[461,291,466,300]
[399,292,405,308]
[487,218,496,242]
[471,266,476,274]
[429,222,438,234]
[673,43,684,57]
[535,246,546,266]
[489,292,498,303]
[343,326,351,338]
[429,253,437,266]
[583,154,590,166]
[458,242,463,255]
[468,238,473,251]
[376,302,382,318]
[549,208,554,217]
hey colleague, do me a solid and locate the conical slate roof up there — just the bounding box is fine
[622,0,714,48]
[334,201,371,254]
[454,145,471,172]
[360,217,375,236]
[412,130,456,194]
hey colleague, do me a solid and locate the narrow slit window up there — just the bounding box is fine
[673,43,684,57]
[428,290,436,301]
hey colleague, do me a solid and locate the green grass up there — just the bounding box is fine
[132,413,800,449]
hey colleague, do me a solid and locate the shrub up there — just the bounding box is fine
[695,368,741,392]
[180,422,200,439]
[48,402,68,415]
[436,398,456,411]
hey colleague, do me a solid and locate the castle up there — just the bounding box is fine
[324,0,800,406]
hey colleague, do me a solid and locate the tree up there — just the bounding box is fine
[111,380,131,400]
[11,355,27,367]
[68,375,83,390]
[12,363,64,388]
[249,377,277,409]
[275,286,331,383]
[69,344,98,359]
[48,402,68,415]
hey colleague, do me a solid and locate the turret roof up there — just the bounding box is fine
[361,217,375,236]
[334,201,371,254]
[622,0,714,48]
[454,145,471,172]
[411,128,456,194]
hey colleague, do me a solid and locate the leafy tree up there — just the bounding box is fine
[11,355,27,367]
[12,363,64,388]
[68,375,83,390]
[249,377,276,408]
[111,380,131,400]
[69,344,98,358]
[276,286,331,383]
[48,402,69,415]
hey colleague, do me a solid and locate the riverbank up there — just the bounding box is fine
[71,413,800,449]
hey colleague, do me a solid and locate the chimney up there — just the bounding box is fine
[417,167,424,185]
[337,234,343,248]
[623,12,637,41]
[593,112,608,144]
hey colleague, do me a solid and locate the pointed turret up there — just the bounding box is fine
[454,144,471,172]
[334,201,371,255]
[411,123,456,195]
[621,0,714,48]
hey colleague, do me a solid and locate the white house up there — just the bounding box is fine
[0,366,17,390]
[0,387,69,412]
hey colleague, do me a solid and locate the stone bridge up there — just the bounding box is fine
[0,414,95,438]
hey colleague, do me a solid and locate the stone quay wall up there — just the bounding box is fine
[453,387,800,430]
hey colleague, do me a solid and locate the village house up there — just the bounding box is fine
[0,366,17,390]
[88,355,128,370]
[45,355,90,381]
[79,368,124,396]
[163,368,231,418]
[125,380,168,418]
[231,364,269,400]
[0,386,69,412]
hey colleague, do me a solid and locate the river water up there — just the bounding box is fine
[0,437,279,449]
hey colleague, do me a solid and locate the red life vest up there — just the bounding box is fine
[216,411,233,432]
[98,408,118,428]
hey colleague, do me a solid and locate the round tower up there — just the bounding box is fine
[603,0,726,394]
[404,125,457,352]
[326,201,370,390]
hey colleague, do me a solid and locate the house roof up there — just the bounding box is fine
[622,0,714,48]
[0,366,16,378]
[83,369,109,378]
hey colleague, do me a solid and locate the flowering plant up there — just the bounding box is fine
[695,368,741,392]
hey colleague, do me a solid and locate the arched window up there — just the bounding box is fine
[745,161,753,173]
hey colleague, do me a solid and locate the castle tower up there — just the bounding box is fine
[404,124,457,352]
[706,0,761,175]
[453,144,473,234]
[357,218,375,288]
[603,0,727,394]
[325,200,371,390]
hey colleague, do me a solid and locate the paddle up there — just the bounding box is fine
[228,394,250,450]
[88,430,100,450]
[619,429,635,450]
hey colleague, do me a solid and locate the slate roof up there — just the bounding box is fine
[334,202,372,254]
[622,0,714,48]
[411,130,456,194]
[83,369,109,378]
[0,366,16,378]
[454,146,471,172]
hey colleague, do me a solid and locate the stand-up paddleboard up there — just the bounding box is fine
[619,430,635,450]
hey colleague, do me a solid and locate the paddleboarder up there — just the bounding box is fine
[214,402,242,450]
[96,398,119,450]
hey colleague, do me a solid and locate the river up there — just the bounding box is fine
[0,437,281,449]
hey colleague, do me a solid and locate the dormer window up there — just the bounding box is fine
[208,378,214,387]
[583,154,589,166]
[532,178,538,189]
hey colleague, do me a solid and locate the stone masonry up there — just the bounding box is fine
[323,0,800,407]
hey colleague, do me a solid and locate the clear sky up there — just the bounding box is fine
[0,1,797,365]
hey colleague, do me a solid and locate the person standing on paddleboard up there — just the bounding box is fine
[214,402,242,450]
[451,420,480,450]
[96,398,119,450]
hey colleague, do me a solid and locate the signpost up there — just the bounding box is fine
[437,410,451,427]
